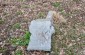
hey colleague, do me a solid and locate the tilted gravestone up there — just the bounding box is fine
[27,11,55,51]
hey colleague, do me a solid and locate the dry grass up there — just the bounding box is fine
[0,0,85,55]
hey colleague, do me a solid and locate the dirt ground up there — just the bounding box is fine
[0,0,85,55]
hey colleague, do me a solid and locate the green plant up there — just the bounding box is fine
[16,11,23,15]
[13,23,21,29]
[10,31,31,46]
[38,12,45,18]
[17,31,31,46]
[0,47,6,53]
[15,50,22,55]
[52,2,61,7]
[0,18,4,24]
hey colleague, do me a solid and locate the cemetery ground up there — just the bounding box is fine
[0,0,85,55]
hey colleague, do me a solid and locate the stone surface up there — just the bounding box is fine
[27,11,55,51]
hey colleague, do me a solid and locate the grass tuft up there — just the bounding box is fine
[9,31,31,46]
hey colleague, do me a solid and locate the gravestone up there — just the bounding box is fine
[27,11,55,51]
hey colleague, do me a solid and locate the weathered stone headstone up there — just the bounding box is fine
[27,11,55,51]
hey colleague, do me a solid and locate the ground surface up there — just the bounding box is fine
[0,0,85,55]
